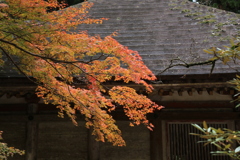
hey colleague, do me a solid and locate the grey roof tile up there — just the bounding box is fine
[75,0,240,76]
[1,0,239,77]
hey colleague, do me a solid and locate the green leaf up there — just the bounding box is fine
[230,39,235,46]
[211,142,223,149]
[189,133,201,136]
[235,103,240,108]
[209,57,218,61]
[215,137,225,142]
[211,128,217,135]
[191,123,205,133]
[203,141,211,146]
[211,151,228,154]
[224,144,231,150]
[197,140,208,143]
[235,146,240,153]
[203,121,208,130]
[203,49,213,54]
[207,127,211,132]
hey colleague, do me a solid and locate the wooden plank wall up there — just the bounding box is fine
[0,104,151,160]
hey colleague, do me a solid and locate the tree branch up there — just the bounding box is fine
[159,58,217,75]
[0,38,106,64]
[0,46,38,85]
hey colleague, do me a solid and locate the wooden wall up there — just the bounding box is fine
[0,110,150,160]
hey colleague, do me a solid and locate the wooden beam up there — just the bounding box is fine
[187,88,195,96]
[150,119,163,160]
[88,128,100,160]
[26,103,38,160]
[197,88,203,95]
[178,89,184,96]
[155,101,234,108]
[207,88,213,95]
[230,89,235,95]
[158,89,164,96]
[169,89,174,96]
[218,88,224,94]
[26,121,38,160]
[6,92,13,98]
[157,111,240,120]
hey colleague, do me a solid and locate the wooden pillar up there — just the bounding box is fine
[150,116,163,160]
[88,128,100,160]
[26,103,38,160]
[235,120,240,132]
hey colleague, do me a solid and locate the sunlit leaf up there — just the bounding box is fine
[235,146,240,153]
[203,49,213,54]
[191,123,206,133]
[203,121,208,130]
[224,144,231,150]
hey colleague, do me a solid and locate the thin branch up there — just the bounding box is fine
[1,29,41,44]
[0,46,38,85]
[42,59,97,114]
[159,58,217,75]
[0,38,94,64]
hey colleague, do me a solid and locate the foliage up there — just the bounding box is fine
[161,37,240,158]
[0,131,25,160]
[160,37,240,74]
[203,37,240,72]
[188,39,240,158]
[191,121,240,159]
[0,0,163,147]
[190,0,240,13]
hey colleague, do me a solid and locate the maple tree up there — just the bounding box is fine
[0,0,163,148]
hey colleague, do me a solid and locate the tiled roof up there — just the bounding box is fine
[76,0,240,76]
[0,0,239,77]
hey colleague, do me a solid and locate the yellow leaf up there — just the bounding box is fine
[203,121,208,130]
[203,49,213,54]
[224,144,231,150]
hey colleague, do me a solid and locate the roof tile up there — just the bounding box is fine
[77,0,240,75]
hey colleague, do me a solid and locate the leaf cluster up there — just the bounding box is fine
[0,131,24,160]
[204,39,240,65]
[191,121,240,159]
[203,38,240,105]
